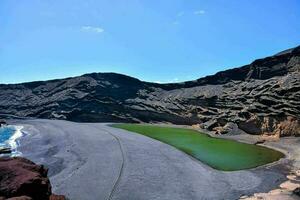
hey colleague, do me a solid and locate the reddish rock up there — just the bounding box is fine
[6,196,32,200]
[238,116,300,137]
[254,139,266,145]
[273,116,300,137]
[0,157,55,200]
[49,195,66,200]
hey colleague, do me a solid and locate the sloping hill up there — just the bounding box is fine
[0,46,299,136]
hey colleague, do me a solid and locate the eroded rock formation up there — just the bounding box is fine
[0,157,65,200]
[0,46,299,136]
[0,120,6,127]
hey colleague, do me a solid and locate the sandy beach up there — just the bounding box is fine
[9,119,294,200]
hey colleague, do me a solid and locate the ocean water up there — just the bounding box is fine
[0,126,15,147]
[0,125,23,155]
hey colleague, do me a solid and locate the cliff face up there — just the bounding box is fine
[0,46,299,136]
[0,157,66,200]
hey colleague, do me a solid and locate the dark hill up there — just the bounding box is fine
[0,46,299,136]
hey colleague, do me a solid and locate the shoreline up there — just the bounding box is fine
[207,129,300,199]
[141,123,300,199]
[190,126,300,199]
[8,119,299,200]
[1,125,24,156]
[10,125,25,156]
[112,123,286,172]
[194,126,300,199]
[139,122,289,171]
[240,138,300,199]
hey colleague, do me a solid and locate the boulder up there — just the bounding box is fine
[7,196,32,200]
[212,126,223,135]
[221,122,243,135]
[293,187,300,197]
[49,195,66,200]
[254,139,266,145]
[0,157,66,200]
[273,116,300,137]
[0,157,51,199]
[0,120,6,127]
[203,119,219,130]
[0,148,12,155]
[238,116,300,137]
[238,116,262,135]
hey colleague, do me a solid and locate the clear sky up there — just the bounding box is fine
[0,0,299,84]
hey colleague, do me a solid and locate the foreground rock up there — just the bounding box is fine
[0,157,65,200]
[0,148,12,155]
[0,46,299,137]
[0,120,6,127]
[293,187,300,197]
[236,136,300,200]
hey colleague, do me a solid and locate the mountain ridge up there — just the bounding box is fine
[0,46,299,136]
[1,45,299,87]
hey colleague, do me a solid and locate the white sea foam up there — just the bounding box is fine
[7,125,24,156]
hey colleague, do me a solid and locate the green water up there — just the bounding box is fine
[112,124,284,171]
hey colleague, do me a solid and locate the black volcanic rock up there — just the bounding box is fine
[293,187,300,197]
[0,46,299,136]
[0,148,12,155]
[0,119,6,127]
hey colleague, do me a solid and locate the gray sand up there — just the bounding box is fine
[11,119,290,200]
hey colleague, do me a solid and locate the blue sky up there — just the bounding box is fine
[0,0,299,84]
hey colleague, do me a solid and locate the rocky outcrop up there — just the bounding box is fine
[0,148,12,155]
[213,122,243,135]
[4,196,32,200]
[49,195,66,200]
[0,120,6,127]
[293,187,300,197]
[0,46,299,136]
[0,157,65,200]
[239,116,300,136]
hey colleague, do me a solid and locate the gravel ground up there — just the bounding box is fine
[10,119,291,200]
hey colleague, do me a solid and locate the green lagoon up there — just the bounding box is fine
[112,124,284,171]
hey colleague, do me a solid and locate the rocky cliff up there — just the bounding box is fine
[0,46,299,136]
[0,157,65,200]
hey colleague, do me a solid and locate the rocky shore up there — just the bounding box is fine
[0,120,11,155]
[245,139,300,200]
[154,123,300,199]
[0,157,66,200]
[217,133,300,200]
[7,119,294,200]
[0,120,6,127]
[0,118,297,199]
